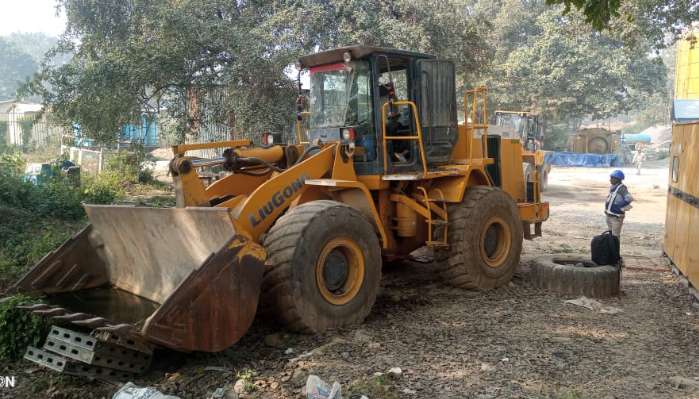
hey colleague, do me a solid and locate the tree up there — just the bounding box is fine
[0,38,37,100]
[545,0,698,49]
[28,0,491,144]
[473,1,668,148]
[545,0,621,30]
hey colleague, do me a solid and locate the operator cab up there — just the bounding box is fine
[298,46,458,175]
[491,111,543,152]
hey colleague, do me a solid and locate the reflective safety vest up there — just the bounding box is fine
[605,184,630,217]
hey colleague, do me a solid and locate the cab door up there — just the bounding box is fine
[415,59,458,166]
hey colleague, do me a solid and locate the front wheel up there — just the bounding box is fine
[438,187,523,289]
[261,200,382,333]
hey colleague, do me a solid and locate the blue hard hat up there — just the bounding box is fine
[610,170,625,180]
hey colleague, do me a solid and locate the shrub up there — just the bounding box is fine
[0,121,8,144]
[82,172,123,204]
[105,144,155,184]
[0,294,48,361]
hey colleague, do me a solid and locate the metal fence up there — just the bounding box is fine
[0,112,67,150]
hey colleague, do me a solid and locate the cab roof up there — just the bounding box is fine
[298,45,434,69]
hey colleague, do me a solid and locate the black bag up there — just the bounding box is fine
[591,231,620,266]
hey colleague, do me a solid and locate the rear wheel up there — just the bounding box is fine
[262,200,381,333]
[438,187,523,289]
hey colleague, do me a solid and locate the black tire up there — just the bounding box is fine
[529,255,619,297]
[261,200,382,333]
[438,186,523,289]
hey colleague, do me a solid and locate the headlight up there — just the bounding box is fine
[342,128,356,141]
[262,132,274,145]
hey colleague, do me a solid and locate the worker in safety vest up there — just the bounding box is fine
[632,145,646,175]
[605,170,633,237]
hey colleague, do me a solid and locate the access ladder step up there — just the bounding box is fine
[429,220,448,226]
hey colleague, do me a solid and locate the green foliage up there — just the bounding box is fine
[81,172,124,204]
[21,0,678,150]
[28,0,491,144]
[105,144,155,184]
[545,0,620,30]
[0,121,8,145]
[235,368,257,393]
[544,123,575,151]
[0,150,25,175]
[614,1,699,49]
[476,1,668,148]
[0,295,48,361]
[545,0,698,49]
[0,153,121,281]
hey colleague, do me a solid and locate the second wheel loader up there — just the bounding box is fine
[13,46,548,377]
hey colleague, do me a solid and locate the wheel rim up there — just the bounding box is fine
[315,237,365,305]
[479,216,512,268]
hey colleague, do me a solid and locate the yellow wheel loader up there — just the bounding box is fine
[12,46,548,376]
[492,110,551,193]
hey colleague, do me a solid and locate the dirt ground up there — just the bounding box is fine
[4,162,699,399]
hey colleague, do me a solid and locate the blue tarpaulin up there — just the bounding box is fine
[120,115,158,147]
[72,115,159,147]
[544,151,621,167]
[621,133,651,144]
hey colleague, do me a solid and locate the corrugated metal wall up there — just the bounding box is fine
[675,32,699,100]
[664,121,699,288]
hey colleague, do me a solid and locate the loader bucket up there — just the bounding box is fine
[12,205,266,352]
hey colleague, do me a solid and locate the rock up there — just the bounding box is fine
[373,372,384,377]
[270,381,279,390]
[388,367,402,377]
[480,363,495,372]
[353,329,372,343]
[669,376,699,390]
[368,342,381,350]
[284,347,295,355]
[233,379,246,394]
[388,292,403,303]
[291,368,306,387]
[341,351,350,360]
[264,333,285,348]
[402,388,417,395]
[208,385,238,399]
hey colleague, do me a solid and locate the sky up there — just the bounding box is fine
[0,0,66,37]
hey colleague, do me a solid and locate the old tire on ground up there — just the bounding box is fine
[261,200,381,333]
[529,255,619,297]
[438,186,523,289]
